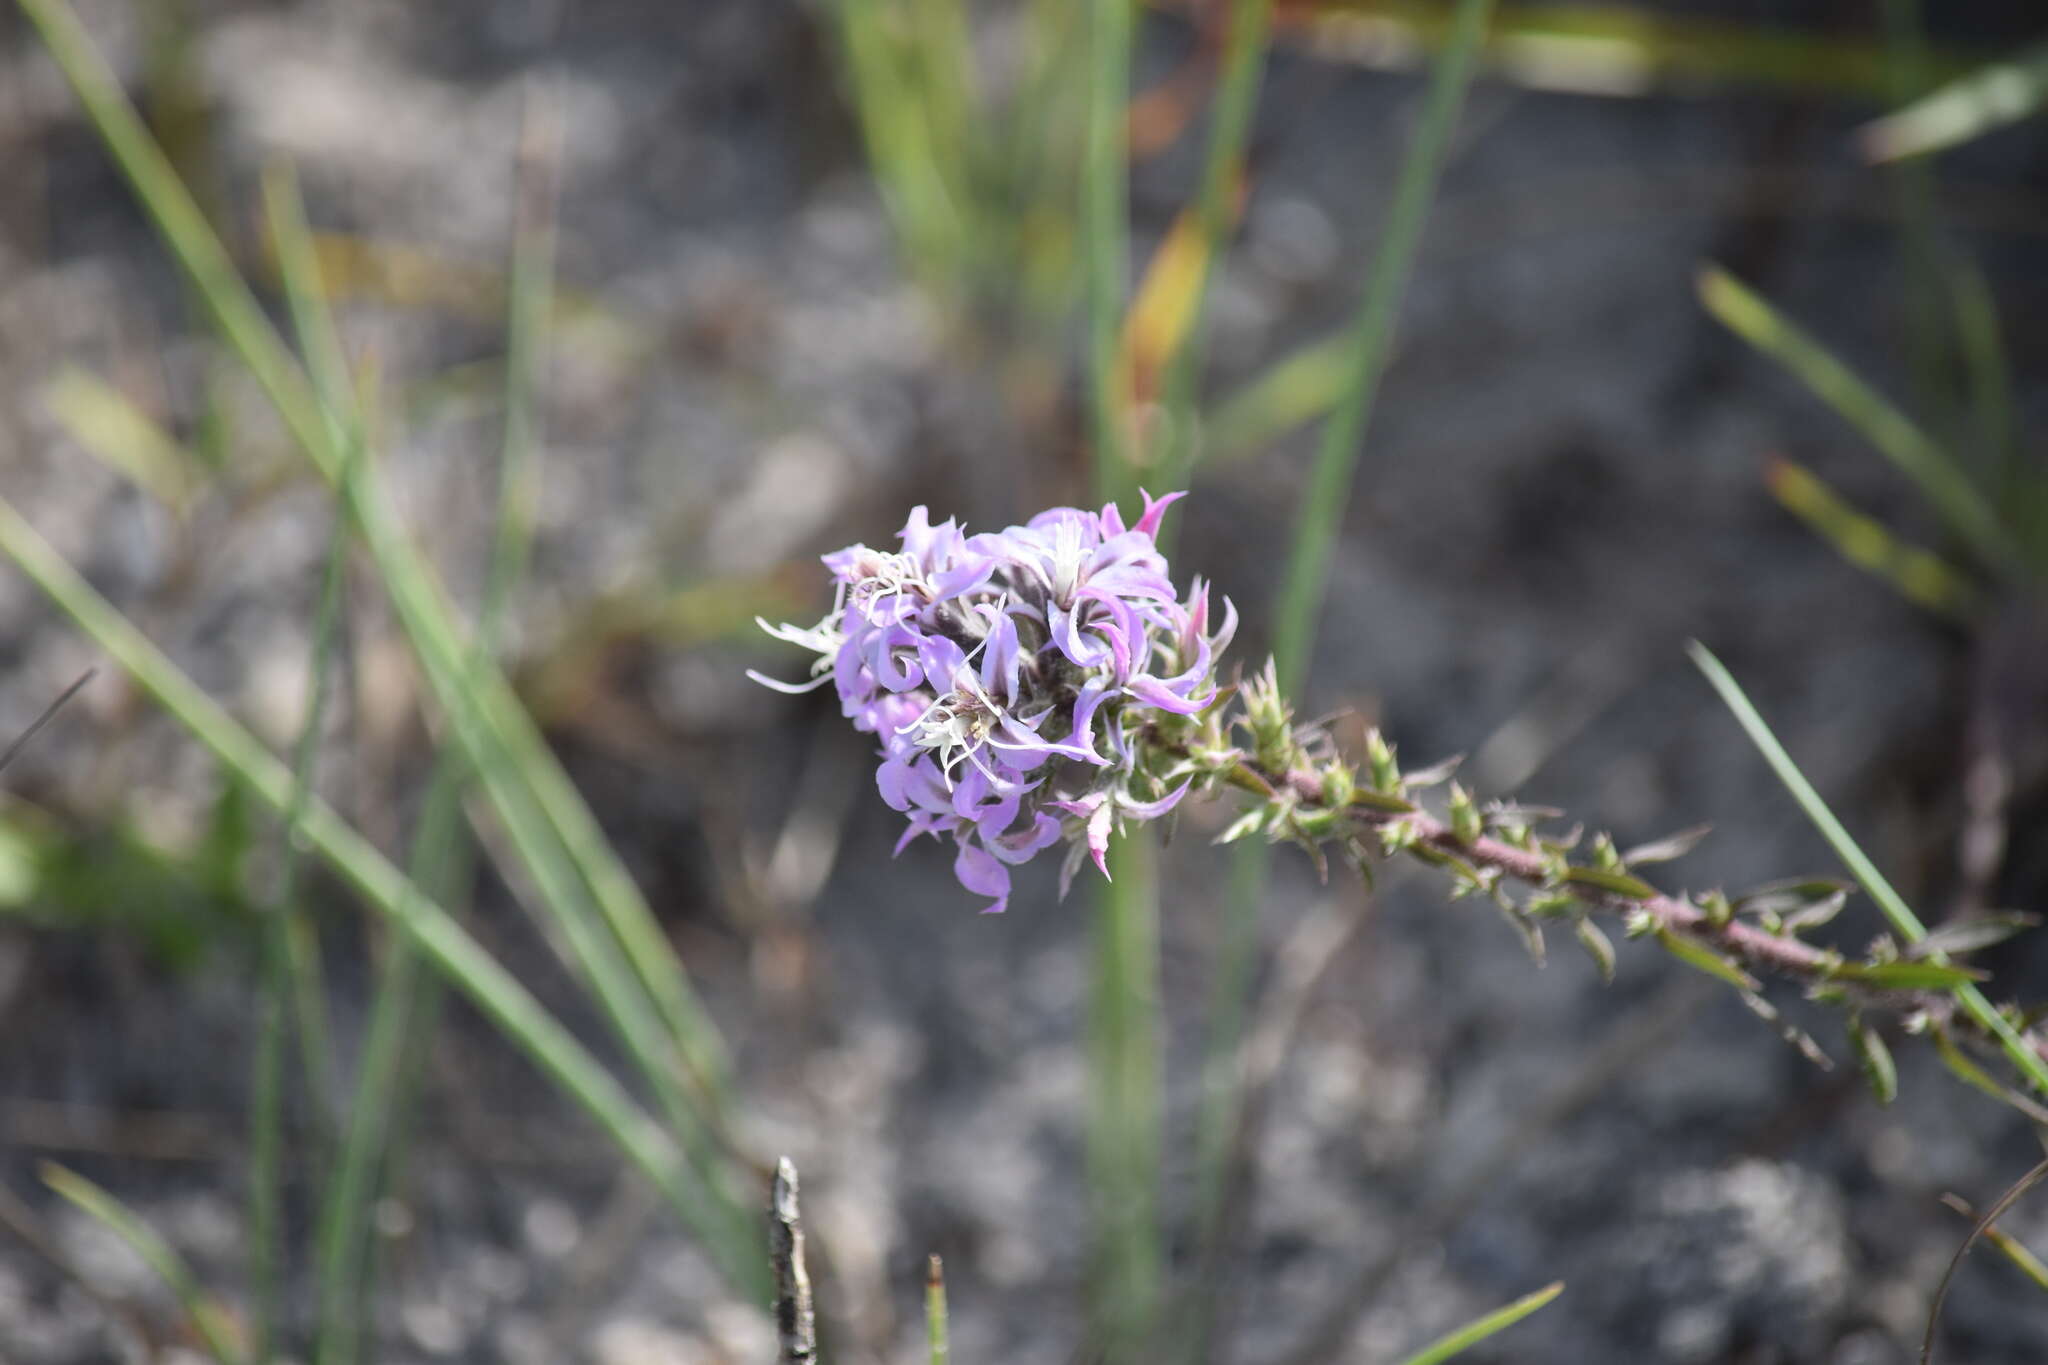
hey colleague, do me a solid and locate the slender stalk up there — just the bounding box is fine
[925,1254,950,1365]
[1156,0,1275,496]
[319,104,567,1362]
[1088,829,1162,1361]
[1080,8,1161,1359]
[1085,0,1134,499]
[1193,5,1492,1354]
[377,84,563,1248]
[1269,0,1494,693]
[249,509,350,1364]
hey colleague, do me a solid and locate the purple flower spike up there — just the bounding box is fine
[752,492,1234,912]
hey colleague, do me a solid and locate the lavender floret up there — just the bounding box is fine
[750,491,1235,913]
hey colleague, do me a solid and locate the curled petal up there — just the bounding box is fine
[1067,679,1113,762]
[1131,487,1186,540]
[929,553,996,600]
[893,812,945,855]
[1118,778,1192,820]
[978,606,1024,707]
[1124,673,1212,714]
[954,841,1012,915]
[989,812,1063,864]
[1209,594,1239,659]
[744,668,832,695]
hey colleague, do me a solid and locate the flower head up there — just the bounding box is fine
[750,492,1234,912]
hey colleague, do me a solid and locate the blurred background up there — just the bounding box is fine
[1,0,2046,1362]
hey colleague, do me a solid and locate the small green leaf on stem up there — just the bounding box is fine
[1907,914,2040,960]
[1832,960,1988,990]
[1853,1020,1900,1104]
[1655,927,1762,991]
[1620,825,1712,866]
[1574,918,1617,985]
[1564,866,1660,900]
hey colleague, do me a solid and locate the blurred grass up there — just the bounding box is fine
[1079,4,1162,1357]
[1149,0,1274,493]
[15,0,770,1314]
[1762,456,1981,620]
[1698,265,2028,579]
[1267,1,1976,98]
[248,427,348,1365]
[0,490,753,1286]
[44,1163,248,1365]
[252,162,399,1365]
[1862,39,2048,162]
[42,367,207,513]
[1086,0,1136,499]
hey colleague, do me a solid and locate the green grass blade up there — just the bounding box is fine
[1199,329,1354,468]
[0,495,731,1279]
[42,367,204,512]
[1156,0,1276,495]
[1088,830,1163,1360]
[1687,642,2048,1097]
[1269,0,1495,692]
[1393,1281,1563,1365]
[1085,0,1134,499]
[831,0,964,292]
[249,505,349,1365]
[259,164,418,1365]
[44,1164,250,1365]
[1079,6,1161,1358]
[1695,265,2025,577]
[1762,456,1981,621]
[1860,39,2048,162]
[315,107,568,1365]
[1949,259,2017,492]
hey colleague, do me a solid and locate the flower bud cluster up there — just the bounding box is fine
[751,491,1235,912]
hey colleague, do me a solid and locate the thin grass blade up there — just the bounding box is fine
[1085,0,1135,499]
[1687,641,2048,1097]
[43,1163,249,1365]
[1762,455,1981,620]
[1270,0,1495,690]
[1392,1281,1564,1365]
[249,497,349,1365]
[1861,40,2048,162]
[1155,0,1274,493]
[1695,265,2024,576]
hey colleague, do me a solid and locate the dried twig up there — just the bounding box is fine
[771,1156,817,1364]
[0,668,94,776]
